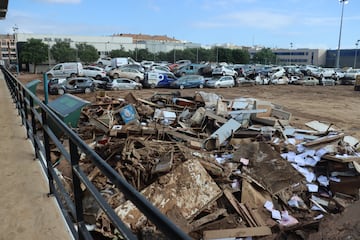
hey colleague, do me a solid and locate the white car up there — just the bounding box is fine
[271,76,289,85]
[205,75,235,88]
[212,66,238,77]
[82,66,106,79]
[106,78,142,90]
[109,67,144,82]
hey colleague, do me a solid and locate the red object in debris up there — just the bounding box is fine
[98,138,109,145]
[174,98,196,107]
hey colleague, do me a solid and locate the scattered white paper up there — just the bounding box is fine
[329,176,341,182]
[317,175,329,186]
[314,214,324,220]
[264,201,274,212]
[292,164,316,182]
[240,158,249,165]
[307,183,319,192]
[272,210,282,220]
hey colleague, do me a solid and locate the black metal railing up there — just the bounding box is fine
[0,66,191,240]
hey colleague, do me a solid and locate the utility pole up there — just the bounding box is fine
[336,0,349,68]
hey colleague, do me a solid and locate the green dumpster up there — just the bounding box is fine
[47,94,90,137]
[25,79,41,98]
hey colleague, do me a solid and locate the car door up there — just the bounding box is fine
[52,64,64,78]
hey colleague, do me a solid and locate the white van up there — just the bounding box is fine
[111,57,139,68]
[46,62,84,79]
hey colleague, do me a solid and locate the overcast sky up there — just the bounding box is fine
[2,0,360,50]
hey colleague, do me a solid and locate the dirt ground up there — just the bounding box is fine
[17,73,360,239]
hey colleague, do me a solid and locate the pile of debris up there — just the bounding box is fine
[56,91,360,239]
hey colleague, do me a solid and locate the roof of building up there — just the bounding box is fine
[0,0,8,19]
[113,33,181,43]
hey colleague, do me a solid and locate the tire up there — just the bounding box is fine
[150,84,156,89]
[47,74,53,79]
[180,85,184,89]
[95,75,101,80]
[181,72,186,76]
[215,84,220,88]
[113,73,119,79]
[222,72,226,76]
[199,84,204,89]
[58,88,65,95]
[134,77,140,83]
[70,73,76,78]
[84,88,92,93]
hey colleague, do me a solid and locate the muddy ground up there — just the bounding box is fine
[17,73,360,239]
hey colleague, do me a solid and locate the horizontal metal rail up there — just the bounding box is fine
[1,66,191,240]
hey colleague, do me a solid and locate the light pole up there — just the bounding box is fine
[290,42,293,65]
[336,0,349,68]
[354,40,359,68]
[12,24,19,74]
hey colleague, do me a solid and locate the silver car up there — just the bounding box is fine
[205,75,235,88]
[106,78,142,90]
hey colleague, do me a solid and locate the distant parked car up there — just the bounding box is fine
[118,64,145,73]
[106,78,142,90]
[109,67,144,82]
[49,77,95,95]
[296,76,319,86]
[96,57,112,67]
[270,76,289,85]
[205,75,235,88]
[170,75,205,89]
[212,65,238,77]
[83,66,106,79]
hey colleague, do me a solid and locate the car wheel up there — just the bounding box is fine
[70,73,76,78]
[47,74,53,79]
[113,73,119,79]
[180,85,184,89]
[95,75,101,80]
[181,72,186,76]
[150,84,156,89]
[135,77,140,83]
[199,84,204,89]
[222,72,226,76]
[135,86,141,90]
[84,88,92,93]
[58,88,65,95]
[215,84,220,88]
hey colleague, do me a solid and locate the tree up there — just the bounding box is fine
[76,43,99,64]
[51,40,76,62]
[232,49,250,64]
[252,48,276,64]
[20,38,48,74]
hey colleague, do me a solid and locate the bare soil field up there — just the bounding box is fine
[16,73,360,239]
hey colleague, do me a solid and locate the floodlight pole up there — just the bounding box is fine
[335,0,348,68]
[354,40,359,68]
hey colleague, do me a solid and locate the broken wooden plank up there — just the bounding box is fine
[271,108,292,121]
[322,154,360,163]
[190,208,228,231]
[303,133,344,147]
[203,226,272,239]
[223,188,257,227]
[305,120,337,132]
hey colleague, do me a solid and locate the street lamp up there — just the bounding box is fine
[290,42,293,65]
[12,24,19,74]
[335,0,349,68]
[354,40,359,68]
